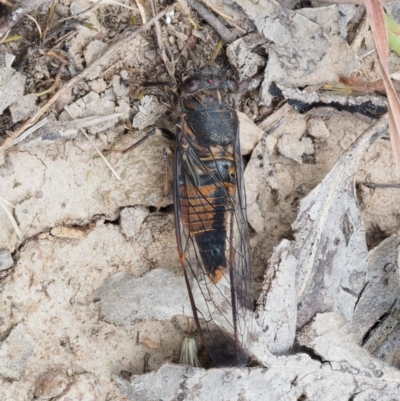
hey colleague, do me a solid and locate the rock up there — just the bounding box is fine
[0,249,13,271]
[0,133,174,245]
[0,69,26,114]
[265,135,277,154]
[307,118,330,141]
[59,91,116,134]
[112,75,129,97]
[120,206,149,239]
[238,111,264,155]
[88,78,107,93]
[114,356,400,401]
[9,94,38,123]
[132,96,168,131]
[237,0,359,104]
[84,40,108,66]
[0,324,35,380]
[95,269,189,325]
[277,133,305,163]
[34,371,69,399]
[56,373,102,401]
[256,240,297,354]
[301,136,314,155]
[270,110,307,140]
[244,135,278,233]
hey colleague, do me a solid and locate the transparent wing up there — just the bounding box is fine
[174,123,253,368]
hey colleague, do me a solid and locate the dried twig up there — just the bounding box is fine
[150,0,175,78]
[0,0,14,8]
[3,118,49,151]
[257,103,292,131]
[362,182,400,189]
[36,51,67,97]
[187,0,236,43]
[365,0,400,169]
[25,13,42,39]
[0,4,176,153]
[0,196,23,240]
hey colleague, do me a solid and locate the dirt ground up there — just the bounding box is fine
[1,0,400,400]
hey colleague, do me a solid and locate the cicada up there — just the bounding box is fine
[174,66,253,367]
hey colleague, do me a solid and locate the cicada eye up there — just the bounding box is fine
[227,77,239,93]
[181,76,201,93]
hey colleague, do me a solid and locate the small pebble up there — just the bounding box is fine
[307,117,330,141]
[186,35,197,50]
[34,371,69,399]
[0,249,13,271]
[277,133,305,163]
[168,36,175,45]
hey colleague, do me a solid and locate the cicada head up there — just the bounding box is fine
[181,65,239,94]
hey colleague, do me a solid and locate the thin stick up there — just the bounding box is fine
[0,196,33,220]
[0,0,14,8]
[64,107,122,181]
[3,117,49,151]
[0,4,176,153]
[257,103,292,131]
[187,0,236,43]
[0,196,23,240]
[362,182,400,189]
[26,13,42,39]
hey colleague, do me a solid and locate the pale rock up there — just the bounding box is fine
[34,371,70,399]
[307,117,330,141]
[56,373,102,401]
[95,269,190,325]
[0,133,172,240]
[270,110,307,140]
[115,95,130,117]
[0,324,35,380]
[59,91,116,134]
[265,135,277,154]
[88,78,107,93]
[115,354,400,401]
[10,94,38,123]
[112,75,129,97]
[301,136,314,155]
[132,96,168,131]
[257,240,297,354]
[0,69,26,114]
[120,206,149,239]
[277,133,304,163]
[0,249,13,271]
[238,111,264,155]
[244,136,278,233]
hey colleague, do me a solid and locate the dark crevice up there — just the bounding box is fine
[353,281,369,312]
[291,343,327,365]
[361,299,397,346]
[104,217,120,226]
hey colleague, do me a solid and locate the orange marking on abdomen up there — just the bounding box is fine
[180,183,234,235]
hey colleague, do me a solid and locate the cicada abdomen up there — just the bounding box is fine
[174,66,253,367]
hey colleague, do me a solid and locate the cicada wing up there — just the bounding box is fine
[174,125,253,368]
